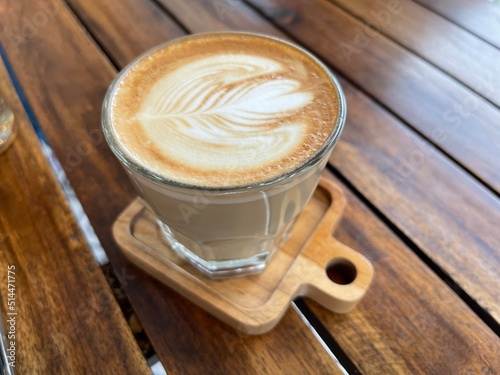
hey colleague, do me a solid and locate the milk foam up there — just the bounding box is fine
[137,54,311,173]
[108,33,340,187]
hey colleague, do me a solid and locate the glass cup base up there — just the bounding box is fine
[158,221,273,279]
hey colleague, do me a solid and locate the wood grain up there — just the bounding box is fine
[0,1,347,373]
[66,0,185,67]
[315,171,500,374]
[414,0,500,49]
[246,0,500,193]
[328,0,500,107]
[154,0,282,35]
[149,0,500,323]
[0,56,149,374]
[241,0,500,322]
[332,74,500,323]
[64,0,500,373]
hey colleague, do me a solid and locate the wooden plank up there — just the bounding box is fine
[414,0,500,49]
[66,0,185,67]
[153,0,282,34]
[246,0,500,194]
[332,74,500,324]
[133,292,344,375]
[151,0,500,324]
[328,0,500,107]
[316,171,500,374]
[0,56,149,373]
[0,1,345,373]
[66,0,500,373]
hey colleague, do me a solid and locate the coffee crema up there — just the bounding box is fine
[107,33,340,187]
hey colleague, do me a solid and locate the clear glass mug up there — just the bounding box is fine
[102,33,346,278]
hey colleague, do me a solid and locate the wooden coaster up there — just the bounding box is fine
[113,177,373,334]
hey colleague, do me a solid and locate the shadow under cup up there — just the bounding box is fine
[102,33,346,279]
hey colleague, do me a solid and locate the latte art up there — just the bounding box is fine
[137,55,312,172]
[108,33,340,187]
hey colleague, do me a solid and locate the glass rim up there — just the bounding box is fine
[102,31,347,193]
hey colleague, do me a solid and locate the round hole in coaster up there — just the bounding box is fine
[326,258,357,285]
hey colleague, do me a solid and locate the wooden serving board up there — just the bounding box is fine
[113,177,373,334]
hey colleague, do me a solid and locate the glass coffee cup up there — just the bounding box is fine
[102,32,346,278]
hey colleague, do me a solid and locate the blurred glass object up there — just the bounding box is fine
[0,95,16,155]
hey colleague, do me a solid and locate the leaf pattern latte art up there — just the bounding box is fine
[136,54,313,171]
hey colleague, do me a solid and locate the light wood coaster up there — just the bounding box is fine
[113,177,374,334]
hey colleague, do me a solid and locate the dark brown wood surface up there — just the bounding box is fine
[321,172,500,374]
[0,55,149,374]
[246,0,500,322]
[329,0,500,107]
[149,0,500,325]
[247,0,500,194]
[1,0,499,374]
[66,0,185,67]
[414,0,500,49]
[0,1,344,374]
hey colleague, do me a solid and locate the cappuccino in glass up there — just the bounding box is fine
[103,33,345,278]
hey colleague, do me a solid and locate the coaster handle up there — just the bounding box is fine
[282,178,374,313]
[292,236,374,313]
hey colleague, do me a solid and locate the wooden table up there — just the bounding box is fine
[0,0,499,373]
